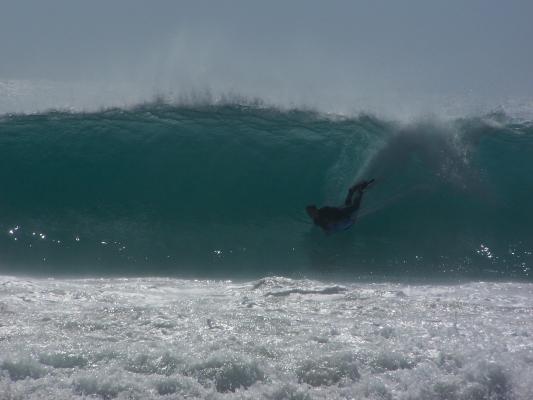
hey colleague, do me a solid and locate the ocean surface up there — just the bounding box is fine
[1,104,532,399]
[1,276,532,399]
[0,104,532,279]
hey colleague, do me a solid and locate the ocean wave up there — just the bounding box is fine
[0,105,531,278]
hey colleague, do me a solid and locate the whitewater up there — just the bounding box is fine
[1,276,532,399]
[0,103,532,399]
[3,0,533,397]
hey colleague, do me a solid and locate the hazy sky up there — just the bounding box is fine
[1,0,532,114]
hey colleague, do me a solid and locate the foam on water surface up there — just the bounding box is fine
[0,275,531,399]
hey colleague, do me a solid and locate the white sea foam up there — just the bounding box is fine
[0,275,532,399]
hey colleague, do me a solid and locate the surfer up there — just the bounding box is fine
[306,179,374,233]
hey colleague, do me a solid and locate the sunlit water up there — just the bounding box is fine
[1,275,531,399]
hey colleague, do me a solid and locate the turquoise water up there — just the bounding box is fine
[0,105,531,279]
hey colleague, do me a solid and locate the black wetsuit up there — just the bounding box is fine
[312,187,365,232]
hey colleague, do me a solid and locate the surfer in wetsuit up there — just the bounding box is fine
[306,179,374,233]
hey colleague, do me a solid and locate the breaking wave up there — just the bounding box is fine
[0,104,531,279]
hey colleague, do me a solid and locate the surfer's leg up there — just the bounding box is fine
[342,190,364,217]
[345,179,375,205]
[350,190,364,210]
[344,188,355,206]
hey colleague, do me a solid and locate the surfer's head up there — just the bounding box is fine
[306,205,319,219]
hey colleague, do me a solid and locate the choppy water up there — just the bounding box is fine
[0,276,532,399]
[1,104,532,398]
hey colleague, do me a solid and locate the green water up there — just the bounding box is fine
[0,105,531,279]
